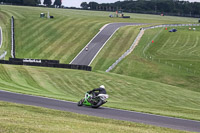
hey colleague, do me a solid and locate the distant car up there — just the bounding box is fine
[169,28,177,32]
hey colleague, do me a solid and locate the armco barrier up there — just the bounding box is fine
[0,58,92,71]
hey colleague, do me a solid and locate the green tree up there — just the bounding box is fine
[54,0,61,7]
[88,2,98,10]
[37,0,41,4]
[43,0,51,6]
[23,0,36,6]
[80,2,88,9]
[3,0,23,4]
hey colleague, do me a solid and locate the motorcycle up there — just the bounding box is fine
[77,92,109,108]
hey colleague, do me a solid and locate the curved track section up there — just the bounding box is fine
[70,23,145,66]
[0,90,200,132]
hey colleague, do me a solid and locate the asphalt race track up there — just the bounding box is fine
[0,90,200,132]
[70,23,145,66]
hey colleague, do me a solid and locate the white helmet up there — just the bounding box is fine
[100,85,105,89]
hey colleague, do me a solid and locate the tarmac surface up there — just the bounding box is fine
[1,90,200,132]
[70,23,145,66]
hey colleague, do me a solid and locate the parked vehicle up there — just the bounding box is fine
[169,28,177,32]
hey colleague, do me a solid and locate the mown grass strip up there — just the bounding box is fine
[91,25,142,70]
[0,64,200,121]
[1,4,199,61]
[0,101,186,133]
[111,27,200,92]
[0,5,200,123]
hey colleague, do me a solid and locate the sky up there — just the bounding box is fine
[43,0,200,8]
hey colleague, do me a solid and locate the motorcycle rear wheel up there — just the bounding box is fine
[91,99,103,108]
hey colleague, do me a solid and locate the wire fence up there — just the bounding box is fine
[142,24,200,30]
[106,23,200,73]
[145,56,200,75]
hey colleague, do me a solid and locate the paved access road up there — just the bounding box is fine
[70,23,145,66]
[0,90,200,132]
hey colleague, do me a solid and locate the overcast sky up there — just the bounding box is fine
[43,0,200,7]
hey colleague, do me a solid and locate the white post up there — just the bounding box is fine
[47,12,50,19]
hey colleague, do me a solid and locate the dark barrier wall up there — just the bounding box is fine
[0,58,92,71]
[9,58,60,64]
[11,16,15,58]
[8,16,91,71]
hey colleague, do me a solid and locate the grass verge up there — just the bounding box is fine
[0,101,188,133]
[0,64,200,121]
[0,5,199,61]
[111,27,200,92]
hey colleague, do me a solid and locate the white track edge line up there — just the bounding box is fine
[89,24,144,66]
[88,27,120,66]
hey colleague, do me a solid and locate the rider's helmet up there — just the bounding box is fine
[100,85,105,89]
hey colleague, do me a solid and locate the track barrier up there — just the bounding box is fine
[8,16,91,71]
[0,58,92,71]
[11,16,15,58]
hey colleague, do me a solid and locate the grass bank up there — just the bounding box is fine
[91,24,200,92]
[0,64,200,121]
[109,27,200,92]
[91,25,142,70]
[0,4,200,125]
[0,5,199,62]
[0,101,188,133]
[0,8,11,59]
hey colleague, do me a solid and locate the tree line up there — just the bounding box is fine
[0,0,62,7]
[81,0,200,17]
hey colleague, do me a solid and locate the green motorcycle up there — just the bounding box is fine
[77,92,109,108]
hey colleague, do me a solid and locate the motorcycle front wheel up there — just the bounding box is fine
[77,99,84,106]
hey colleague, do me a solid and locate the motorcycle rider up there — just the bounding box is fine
[88,85,107,98]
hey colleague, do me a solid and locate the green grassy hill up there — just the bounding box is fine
[0,101,184,133]
[0,64,200,121]
[91,25,143,70]
[0,5,200,131]
[104,27,200,92]
[0,5,199,62]
[0,7,11,57]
